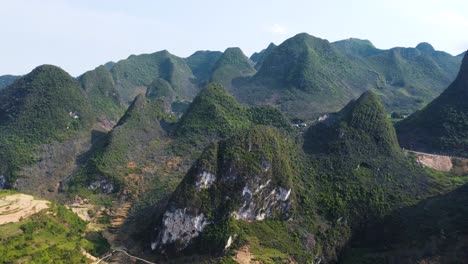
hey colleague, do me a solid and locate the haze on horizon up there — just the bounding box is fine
[0,0,467,76]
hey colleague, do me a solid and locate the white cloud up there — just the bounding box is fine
[267,24,288,34]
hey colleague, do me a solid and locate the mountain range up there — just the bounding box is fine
[0,33,467,264]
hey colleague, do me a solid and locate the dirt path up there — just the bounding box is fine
[0,194,49,225]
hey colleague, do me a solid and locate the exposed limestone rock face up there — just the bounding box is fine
[195,172,216,190]
[151,126,296,253]
[86,178,115,194]
[233,180,291,221]
[151,208,209,250]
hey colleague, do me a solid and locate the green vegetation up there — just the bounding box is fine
[210,47,256,90]
[110,50,198,103]
[250,43,277,70]
[156,125,298,253]
[0,36,465,264]
[79,65,124,122]
[185,50,223,84]
[341,183,468,263]
[175,83,251,139]
[0,65,94,184]
[0,75,19,89]
[70,94,176,191]
[302,91,465,223]
[175,83,291,144]
[396,52,468,157]
[230,33,462,119]
[0,202,109,263]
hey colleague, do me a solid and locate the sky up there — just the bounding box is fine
[0,0,467,76]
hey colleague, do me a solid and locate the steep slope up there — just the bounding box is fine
[185,50,223,84]
[175,83,290,143]
[146,91,465,262]
[209,48,256,90]
[145,78,175,101]
[396,51,468,157]
[0,75,19,90]
[304,91,401,158]
[110,50,198,103]
[72,83,290,194]
[231,33,374,118]
[304,91,437,221]
[0,65,94,185]
[175,82,250,139]
[79,65,124,123]
[151,126,296,254]
[230,34,461,119]
[250,43,277,70]
[72,95,174,192]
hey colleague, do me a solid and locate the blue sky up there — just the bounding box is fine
[1,0,467,76]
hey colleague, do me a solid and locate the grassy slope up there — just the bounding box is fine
[0,195,109,263]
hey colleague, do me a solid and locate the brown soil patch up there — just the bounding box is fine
[233,246,260,264]
[412,152,453,172]
[0,194,50,225]
[127,161,137,169]
[110,202,132,228]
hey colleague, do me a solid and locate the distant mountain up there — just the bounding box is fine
[396,51,468,157]
[250,42,277,70]
[231,33,372,118]
[185,50,223,84]
[209,47,256,90]
[0,75,19,89]
[229,33,462,120]
[79,65,124,122]
[104,61,115,70]
[0,65,94,185]
[337,41,461,114]
[110,50,198,103]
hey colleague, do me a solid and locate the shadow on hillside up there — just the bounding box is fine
[341,184,468,263]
